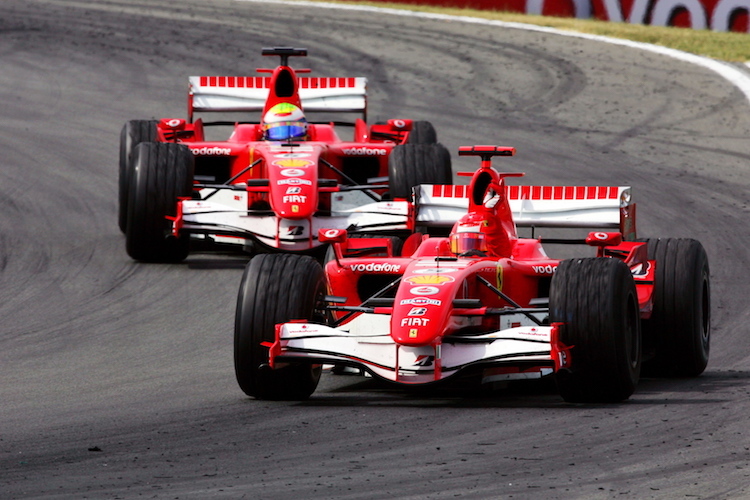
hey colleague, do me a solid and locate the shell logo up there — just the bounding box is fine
[273,159,314,168]
[405,275,454,285]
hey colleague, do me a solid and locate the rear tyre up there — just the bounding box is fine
[388,143,452,199]
[407,120,437,144]
[125,142,194,262]
[640,238,710,377]
[234,254,325,400]
[119,120,158,232]
[550,258,641,403]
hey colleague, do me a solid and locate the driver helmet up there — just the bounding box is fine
[263,103,308,141]
[449,212,489,255]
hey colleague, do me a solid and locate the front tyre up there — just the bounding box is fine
[119,120,158,233]
[550,258,641,403]
[234,254,325,400]
[640,238,710,377]
[388,143,452,199]
[406,120,437,144]
[125,142,194,262]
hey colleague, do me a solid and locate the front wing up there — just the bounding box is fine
[176,189,411,251]
[272,316,569,385]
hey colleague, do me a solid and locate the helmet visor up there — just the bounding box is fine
[450,232,487,255]
[265,122,307,141]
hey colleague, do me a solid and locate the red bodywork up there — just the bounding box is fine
[314,146,655,376]
[150,49,421,249]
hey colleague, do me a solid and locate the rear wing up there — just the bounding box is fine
[188,76,368,121]
[416,184,635,237]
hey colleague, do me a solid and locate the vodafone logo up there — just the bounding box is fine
[532,265,557,275]
[191,146,232,156]
[410,286,440,296]
[350,263,402,273]
[343,147,387,156]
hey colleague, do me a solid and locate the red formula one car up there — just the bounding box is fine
[234,146,711,403]
[119,47,451,262]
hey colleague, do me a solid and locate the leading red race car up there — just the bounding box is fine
[119,47,452,262]
[234,145,710,403]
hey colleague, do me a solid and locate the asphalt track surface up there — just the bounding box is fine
[2,0,750,498]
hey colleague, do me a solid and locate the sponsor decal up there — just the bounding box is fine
[414,355,433,366]
[343,147,387,156]
[401,317,430,327]
[408,307,427,316]
[323,228,345,239]
[285,187,302,194]
[350,263,402,273]
[273,159,314,168]
[405,275,454,285]
[400,297,441,306]
[410,286,440,296]
[416,260,471,268]
[291,205,299,213]
[283,195,307,203]
[531,264,558,275]
[191,146,232,156]
[280,169,306,177]
[409,329,419,338]
[413,268,458,274]
[277,178,312,186]
[287,226,305,236]
[275,152,311,159]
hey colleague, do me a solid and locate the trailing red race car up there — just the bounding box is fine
[234,145,711,403]
[119,47,452,262]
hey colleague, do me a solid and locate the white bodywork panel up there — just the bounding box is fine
[180,188,410,250]
[277,315,555,384]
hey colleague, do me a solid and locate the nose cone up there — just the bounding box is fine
[391,271,456,346]
[264,146,321,219]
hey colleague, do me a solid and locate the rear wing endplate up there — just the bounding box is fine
[188,76,367,121]
[416,184,634,234]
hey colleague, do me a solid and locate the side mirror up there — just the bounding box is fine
[319,228,348,244]
[585,231,623,247]
[387,119,413,131]
[319,228,348,266]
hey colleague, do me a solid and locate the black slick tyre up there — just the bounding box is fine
[550,258,641,403]
[640,238,710,377]
[388,143,452,199]
[234,254,325,400]
[406,120,437,144]
[119,120,158,233]
[125,142,194,262]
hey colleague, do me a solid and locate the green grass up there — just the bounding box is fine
[319,0,750,62]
